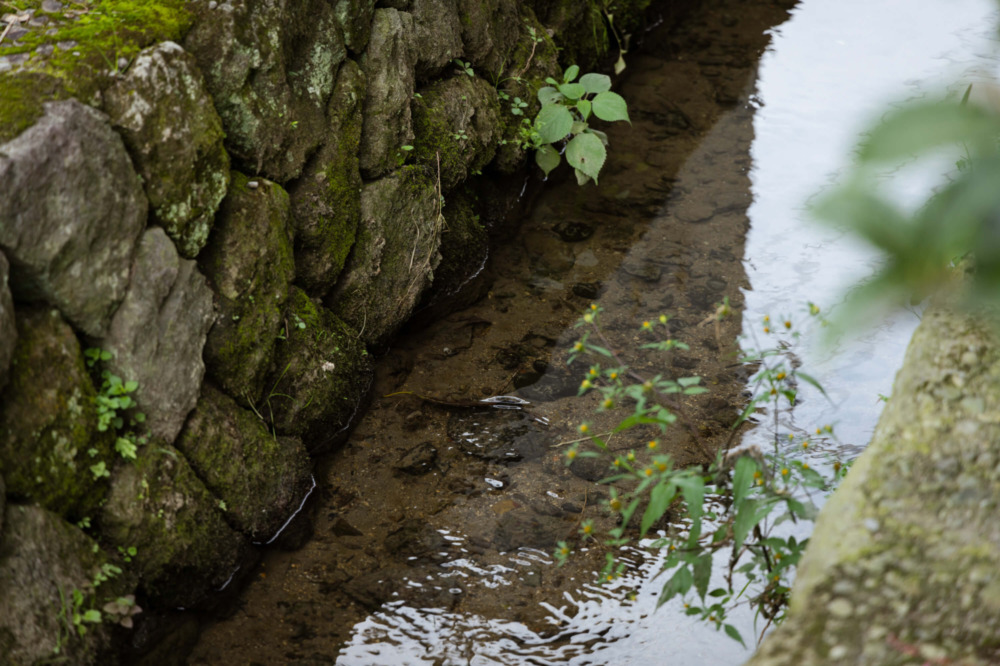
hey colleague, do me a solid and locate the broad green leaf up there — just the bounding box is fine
[537,86,562,107]
[563,64,580,83]
[535,104,574,144]
[558,82,586,101]
[732,455,757,505]
[571,121,588,135]
[640,482,677,536]
[592,91,630,123]
[724,624,746,647]
[795,370,830,398]
[82,609,102,623]
[732,498,758,550]
[566,133,606,182]
[614,53,626,75]
[577,99,592,121]
[675,475,705,521]
[708,588,728,598]
[580,72,612,94]
[693,553,712,600]
[858,101,1000,163]
[586,128,609,146]
[535,144,561,176]
[677,376,701,387]
[657,566,693,607]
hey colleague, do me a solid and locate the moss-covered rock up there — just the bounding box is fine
[748,291,1000,665]
[412,74,502,192]
[411,0,464,81]
[455,0,522,79]
[429,185,489,305]
[328,166,443,348]
[183,0,346,183]
[263,287,373,452]
[0,504,116,666]
[358,8,418,179]
[0,99,147,338]
[103,41,231,259]
[175,384,312,542]
[528,0,653,72]
[101,228,216,444]
[0,309,112,522]
[289,60,365,298]
[0,252,15,393]
[0,0,194,144]
[100,444,248,608]
[334,0,377,54]
[199,172,296,406]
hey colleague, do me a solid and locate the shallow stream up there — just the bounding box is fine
[188,0,1000,664]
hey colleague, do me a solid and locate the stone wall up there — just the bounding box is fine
[0,0,673,662]
[747,281,1000,665]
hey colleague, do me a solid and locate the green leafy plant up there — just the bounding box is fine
[86,349,148,474]
[558,303,850,645]
[520,65,631,185]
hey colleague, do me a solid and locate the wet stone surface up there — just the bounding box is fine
[188,0,792,662]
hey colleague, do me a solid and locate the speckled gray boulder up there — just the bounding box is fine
[104,41,230,259]
[0,252,15,393]
[289,60,365,298]
[101,228,215,444]
[184,0,346,183]
[748,292,1000,666]
[358,8,418,178]
[175,384,312,542]
[411,0,464,80]
[199,173,295,405]
[328,167,442,349]
[0,505,114,665]
[100,444,248,608]
[0,100,146,338]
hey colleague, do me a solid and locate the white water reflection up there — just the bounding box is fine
[336,2,1000,664]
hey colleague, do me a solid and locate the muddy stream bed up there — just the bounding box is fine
[187,0,1000,664]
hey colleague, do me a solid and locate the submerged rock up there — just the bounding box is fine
[289,60,365,298]
[0,309,111,521]
[200,173,295,405]
[101,228,216,444]
[0,505,114,666]
[328,167,442,348]
[358,8,417,178]
[184,0,346,183]
[175,384,312,542]
[100,444,248,609]
[0,100,146,338]
[104,41,230,259]
[264,287,373,452]
[0,252,15,393]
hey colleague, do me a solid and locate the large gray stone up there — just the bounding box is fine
[289,60,365,298]
[328,167,442,349]
[200,173,295,405]
[102,228,215,444]
[175,384,312,541]
[0,252,15,393]
[0,309,112,522]
[358,8,418,179]
[748,291,1000,665]
[333,0,376,53]
[0,100,147,338]
[456,0,522,78]
[104,41,231,259]
[184,0,347,183]
[411,0,464,80]
[100,444,247,608]
[0,505,114,666]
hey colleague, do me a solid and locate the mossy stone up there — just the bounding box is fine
[411,74,502,192]
[0,309,112,522]
[429,184,489,306]
[327,166,442,349]
[263,287,373,453]
[175,384,312,542]
[289,59,365,298]
[100,444,248,608]
[200,172,296,406]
